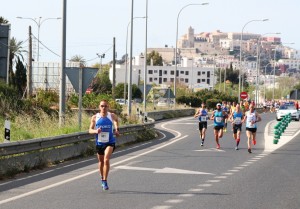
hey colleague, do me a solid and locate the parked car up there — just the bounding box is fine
[276,105,300,121]
[115,99,126,105]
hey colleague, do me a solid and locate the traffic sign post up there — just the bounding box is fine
[240,91,248,100]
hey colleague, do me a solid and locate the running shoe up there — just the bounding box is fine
[224,128,227,133]
[216,144,220,149]
[235,146,239,150]
[201,141,204,146]
[248,148,252,153]
[101,180,109,190]
[253,139,256,145]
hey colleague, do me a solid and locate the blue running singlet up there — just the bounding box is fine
[213,110,224,126]
[95,112,116,146]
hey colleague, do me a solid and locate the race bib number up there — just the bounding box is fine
[215,116,222,123]
[234,117,241,124]
[247,116,255,128]
[98,132,109,143]
[201,116,207,122]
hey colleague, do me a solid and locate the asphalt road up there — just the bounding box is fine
[0,112,300,209]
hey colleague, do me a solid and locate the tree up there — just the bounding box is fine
[70,55,86,67]
[0,16,9,24]
[9,37,26,86]
[14,57,27,95]
[91,65,112,94]
[146,51,163,66]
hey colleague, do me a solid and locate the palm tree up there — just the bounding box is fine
[9,37,27,85]
[0,16,9,24]
[70,55,86,67]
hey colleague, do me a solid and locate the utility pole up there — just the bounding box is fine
[27,26,32,98]
[112,37,116,100]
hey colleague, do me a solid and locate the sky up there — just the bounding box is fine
[2,0,300,66]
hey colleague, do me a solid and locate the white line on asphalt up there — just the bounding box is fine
[151,206,172,209]
[189,188,204,192]
[165,199,184,204]
[222,173,234,175]
[228,170,239,172]
[177,194,194,197]
[233,167,244,169]
[206,180,221,183]
[214,176,227,179]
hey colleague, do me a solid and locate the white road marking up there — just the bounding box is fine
[233,167,244,169]
[189,188,204,192]
[215,176,227,179]
[178,194,194,197]
[228,170,239,172]
[198,184,212,187]
[195,148,226,152]
[151,206,172,209]
[115,165,214,175]
[223,173,234,175]
[206,180,221,183]
[165,199,184,204]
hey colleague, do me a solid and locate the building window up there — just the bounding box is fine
[180,78,184,82]
[139,69,141,74]
[207,71,210,78]
[197,79,200,83]
[170,78,174,82]
[154,77,158,81]
[202,79,205,82]
[149,77,153,82]
[185,71,189,75]
[154,70,158,73]
[185,78,189,83]
[148,70,153,74]
[197,71,201,76]
[207,79,210,84]
[202,71,205,75]
[163,78,167,82]
[180,71,184,74]
[170,71,174,75]
[164,70,168,75]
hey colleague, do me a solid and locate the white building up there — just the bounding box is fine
[109,55,216,91]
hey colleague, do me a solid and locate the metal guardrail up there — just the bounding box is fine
[0,122,155,157]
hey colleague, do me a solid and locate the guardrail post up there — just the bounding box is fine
[4,119,10,142]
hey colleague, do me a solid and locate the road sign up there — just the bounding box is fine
[240,91,248,99]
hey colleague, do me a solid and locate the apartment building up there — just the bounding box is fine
[109,55,216,90]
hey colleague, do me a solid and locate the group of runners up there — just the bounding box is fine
[194,100,261,153]
[89,99,262,191]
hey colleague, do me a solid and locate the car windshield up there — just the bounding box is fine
[279,105,296,110]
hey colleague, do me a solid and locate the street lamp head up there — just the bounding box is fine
[201,3,209,5]
[262,19,269,21]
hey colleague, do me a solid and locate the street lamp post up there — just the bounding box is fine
[96,53,105,71]
[143,0,148,116]
[17,16,61,61]
[124,16,145,107]
[239,19,268,102]
[264,63,271,100]
[255,32,280,105]
[174,3,208,101]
